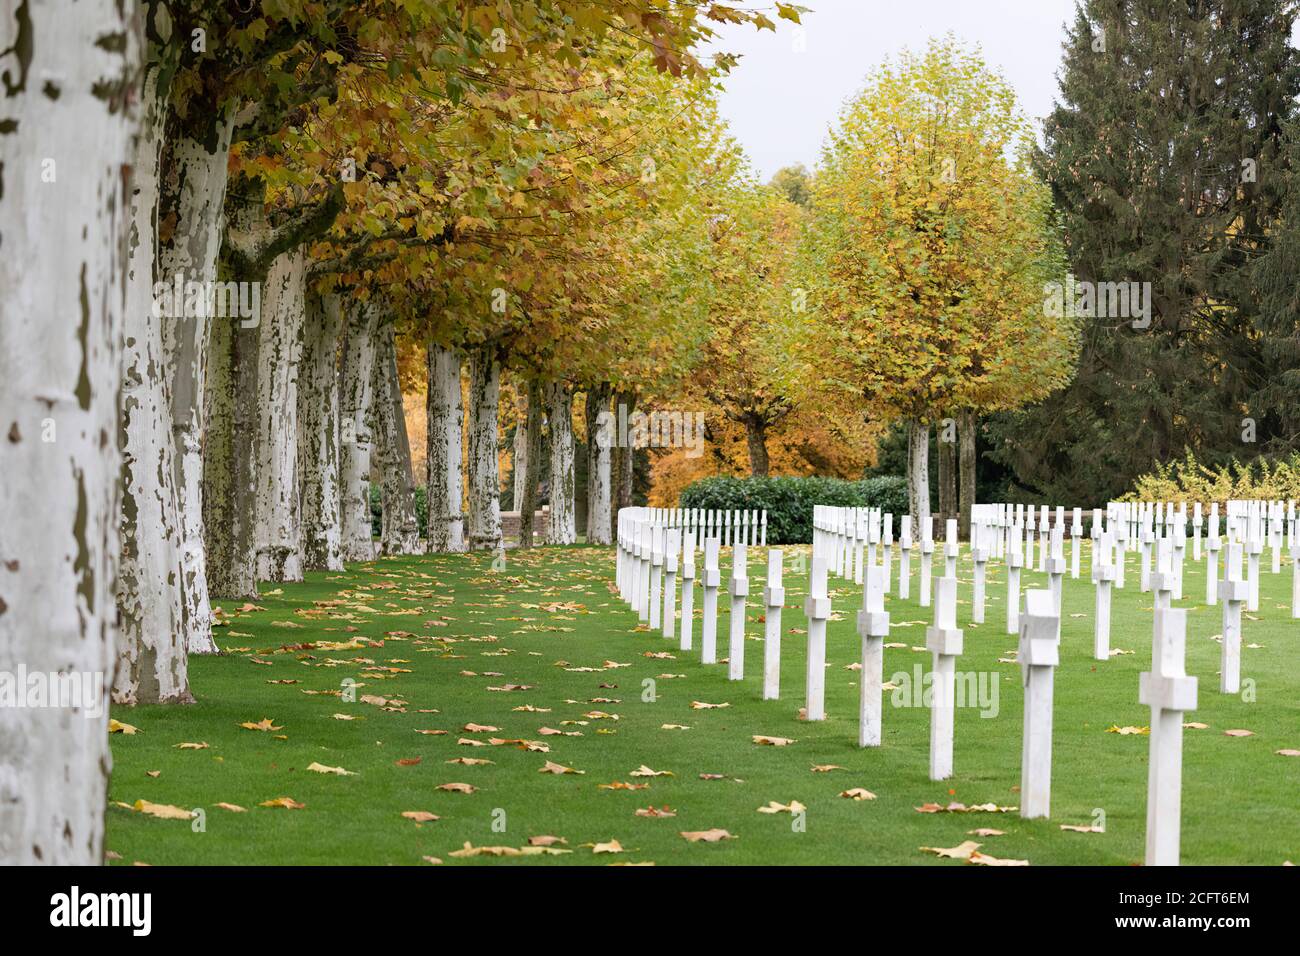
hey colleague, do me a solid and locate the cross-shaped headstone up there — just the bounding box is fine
[1070,507,1083,579]
[679,529,697,652]
[1205,532,1221,606]
[649,525,665,630]
[882,514,895,595]
[1139,607,1197,866]
[1219,542,1247,695]
[1019,588,1061,819]
[728,541,748,681]
[919,517,935,608]
[1092,531,1116,661]
[700,536,721,665]
[926,575,964,780]
[804,557,831,721]
[1246,532,1262,612]
[971,531,989,625]
[1046,525,1066,638]
[662,528,680,640]
[762,549,784,700]
[1193,502,1203,562]
[857,561,890,747]
[898,519,913,599]
[1006,526,1023,635]
[944,517,959,579]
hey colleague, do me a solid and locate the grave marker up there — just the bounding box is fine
[1219,542,1247,695]
[763,549,784,700]
[804,557,831,721]
[1019,589,1061,819]
[662,528,680,640]
[728,542,748,681]
[701,537,721,665]
[899,519,913,599]
[1139,608,1197,866]
[649,525,664,630]
[1205,532,1221,606]
[1070,507,1082,578]
[920,518,935,608]
[926,576,964,781]
[857,562,890,747]
[679,529,697,652]
[944,518,959,579]
[1007,529,1023,635]
[1092,532,1115,661]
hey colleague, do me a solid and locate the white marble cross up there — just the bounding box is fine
[1151,537,1175,613]
[679,529,696,652]
[1070,507,1082,578]
[649,525,664,630]
[804,557,831,721]
[882,514,895,595]
[1006,527,1023,635]
[662,528,680,640]
[763,549,784,700]
[1139,607,1197,866]
[1140,511,1154,593]
[1219,542,1247,695]
[920,517,935,608]
[1019,588,1061,819]
[944,517,959,579]
[858,561,890,747]
[1205,532,1221,606]
[899,519,912,599]
[1046,525,1066,638]
[1171,514,1185,600]
[700,536,721,665]
[1293,546,1300,620]
[635,523,650,621]
[926,575,964,780]
[1037,505,1049,573]
[1246,533,1262,612]
[728,541,748,681]
[1193,502,1203,562]
[1092,532,1116,661]
[971,532,988,625]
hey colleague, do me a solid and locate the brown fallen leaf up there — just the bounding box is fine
[446,757,494,766]
[527,835,567,847]
[635,806,677,818]
[752,735,795,747]
[145,771,161,778]
[395,757,422,767]
[1060,824,1104,833]
[214,803,246,813]
[1223,729,1254,737]
[401,810,440,823]
[539,760,584,775]
[259,796,305,810]
[969,850,1029,866]
[598,781,648,790]
[968,828,1004,837]
[757,800,806,814]
[629,765,673,778]
[463,723,499,733]
[132,800,193,820]
[173,741,209,750]
[591,839,625,854]
[240,718,284,732]
[811,764,844,773]
[680,828,734,843]
[305,761,356,776]
[921,841,981,861]
[839,788,877,801]
[437,782,477,793]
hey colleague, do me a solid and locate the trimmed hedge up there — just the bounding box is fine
[370,483,429,539]
[678,475,909,545]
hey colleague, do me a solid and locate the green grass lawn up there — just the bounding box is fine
[106,540,1299,865]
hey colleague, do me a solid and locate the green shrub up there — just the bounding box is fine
[678,475,909,544]
[370,484,428,539]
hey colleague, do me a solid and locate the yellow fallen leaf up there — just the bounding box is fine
[173,741,208,750]
[921,841,981,860]
[1060,824,1103,833]
[259,796,305,809]
[592,839,625,854]
[214,802,245,813]
[1105,725,1149,736]
[680,828,734,843]
[753,735,795,747]
[840,788,877,801]
[757,800,806,814]
[437,782,477,793]
[109,719,140,735]
[401,810,440,823]
[240,718,283,732]
[132,800,193,820]
[969,850,1029,866]
[629,765,672,777]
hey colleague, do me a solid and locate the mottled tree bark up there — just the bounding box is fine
[744,416,770,478]
[518,379,543,548]
[546,382,577,545]
[298,294,344,571]
[611,389,637,540]
[938,413,956,526]
[958,408,977,540]
[338,299,379,562]
[373,323,420,555]
[115,47,194,705]
[585,384,613,545]
[426,343,465,552]
[907,419,932,544]
[467,345,503,551]
[0,0,139,863]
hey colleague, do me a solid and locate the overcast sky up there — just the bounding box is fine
[704,0,1083,181]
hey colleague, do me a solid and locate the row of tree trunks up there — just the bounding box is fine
[298,294,345,571]
[373,323,421,555]
[426,343,465,552]
[339,300,379,562]
[585,384,613,545]
[0,0,139,863]
[467,346,503,551]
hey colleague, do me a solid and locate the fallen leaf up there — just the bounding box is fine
[259,796,305,810]
[921,841,980,860]
[109,719,140,735]
[839,788,877,801]
[752,735,795,747]
[402,810,440,823]
[305,761,356,776]
[630,765,672,778]
[757,800,806,814]
[539,760,583,775]
[240,718,284,732]
[132,800,193,820]
[969,850,1029,866]
[1223,729,1254,737]
[680,828,734,843]
[592,839,625,854]
[437,782,476,793]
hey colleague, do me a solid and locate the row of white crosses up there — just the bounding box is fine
[625,506,769,547]
[811,505,950,606]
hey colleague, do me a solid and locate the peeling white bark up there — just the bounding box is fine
[908,419,931,544]
[298,293,344,571]
[585,385,612,545]
[512,394,528,511]
[115,55,193,705]
[372,322,420,555]
[546,382,577,545]
[252,249,307,582]
[426,344,465,552]
[467,346,503,551]
[0,0,139,864]
[339,299,379,562]
[161,107,235,655]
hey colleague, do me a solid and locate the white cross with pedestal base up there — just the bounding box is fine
[1139,607,1197,866]
[762,549,783,700]
[1019,588,1061,819]
[804,558,831,721]
[1006,533,1023,635]
[727,542,748,680]
[1219,542,1246,694]
[662,528,679,640]
[1092,533,1115,661]
[926,576,964,780]
[679,530,696,652]
[857,562,890,747]
[700,537,721,665]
